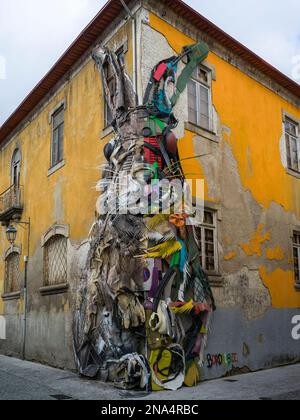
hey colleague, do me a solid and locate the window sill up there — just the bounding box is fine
[48,160,65,177]
[40,283,69,296]
[208,273,224,288]
[2,291,21,301]
[286,168,300,179]
[101,126,114,139]
[185,122,220,143]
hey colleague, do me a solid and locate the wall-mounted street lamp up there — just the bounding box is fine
[6,225,17,245]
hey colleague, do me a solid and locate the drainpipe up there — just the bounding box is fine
[22,256,28,360]
[120,0,138,103]
[21,218,31,361]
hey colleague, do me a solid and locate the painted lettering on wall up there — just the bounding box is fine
[207,353,238,369]
[292,315,300,340]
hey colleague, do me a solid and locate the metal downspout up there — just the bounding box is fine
[120,0,138,103]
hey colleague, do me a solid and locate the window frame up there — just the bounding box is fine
[293,231,300,287]
[188,65,213,132]
[43,234,68,287]
[51,105,64,169]
[195,209,218,275]
[104,61,114,128]
[11,148,21,187]
[285,117,300,173]
[4,249,21,295]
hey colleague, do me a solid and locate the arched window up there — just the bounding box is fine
[43,234,67,286]
[5,251,20,294]
[11,148,21,187]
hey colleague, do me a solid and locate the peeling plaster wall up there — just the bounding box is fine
[141,4,300,377]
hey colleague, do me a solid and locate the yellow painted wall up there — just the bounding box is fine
[149,12,300,216]
[149,13,300,309]
[260,266,299,309]
[178,130,209,199]
[0,22,133,315]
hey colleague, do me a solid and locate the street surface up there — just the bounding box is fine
[0,355,299,400]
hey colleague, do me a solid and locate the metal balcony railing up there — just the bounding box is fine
[0,185,24,222]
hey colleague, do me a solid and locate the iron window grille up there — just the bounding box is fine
[43,234,67,286]
[5,252,20,294]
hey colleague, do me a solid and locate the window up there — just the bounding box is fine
[51,106,64,167]
[293,232,300,286]
[104,47,125,127]
[104,61,114,127]
[195,210,218,273]
[11,148,21,186]
[43,234,67,286]
[5,252,20,294]
[188,67,212,131]
[285,118,300,173]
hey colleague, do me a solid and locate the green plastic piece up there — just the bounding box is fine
[171,251,181,268]
[148,116,166,134]
[171,41,209,106]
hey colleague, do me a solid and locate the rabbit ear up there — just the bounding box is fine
[93,47,137,122]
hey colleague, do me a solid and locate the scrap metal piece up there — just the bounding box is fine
[171,42,209,106]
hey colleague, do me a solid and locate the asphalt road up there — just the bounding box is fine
[0,355,299,400]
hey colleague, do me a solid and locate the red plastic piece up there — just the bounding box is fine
[153,63,168,82]
[165,131,178,154]
[144,137,163,170]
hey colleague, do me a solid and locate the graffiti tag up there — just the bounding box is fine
[207,353,238,369]
[292,315,300,340]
